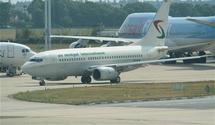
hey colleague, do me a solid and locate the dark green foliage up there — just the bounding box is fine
[170,3,215,17]
[0,1,214,30]
[0,2,11,27]
[123,2,156,14]
[28,1,215,28]
[27,0,44,27]
[51,1,127,27]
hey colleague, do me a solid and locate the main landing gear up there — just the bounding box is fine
[6,66,22,77]
[39,80,46,86]
[110,76,121,84]
[81,76,92,84]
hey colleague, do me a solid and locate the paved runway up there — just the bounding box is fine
[0,63,215,125]
[97,96,215,109]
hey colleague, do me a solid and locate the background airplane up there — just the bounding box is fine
[52,13,215,63]
[119,13,215,63]
[0,42,36,76]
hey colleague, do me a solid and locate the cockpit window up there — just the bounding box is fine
[29,58,43,62]
[26,49,30,52]
[22,49,30,53]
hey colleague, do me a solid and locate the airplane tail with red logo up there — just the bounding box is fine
[132,0,171,47]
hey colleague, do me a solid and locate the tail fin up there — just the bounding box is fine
[132,0,171,46]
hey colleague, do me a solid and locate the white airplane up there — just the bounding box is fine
[22,0,205,86]
[0,42,36,76]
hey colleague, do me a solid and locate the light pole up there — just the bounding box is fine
[45,0,51,50]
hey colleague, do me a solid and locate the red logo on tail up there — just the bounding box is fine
[154,20,165,39]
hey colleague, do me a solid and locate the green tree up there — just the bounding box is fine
[123,2,156,14]
[170,3,194,17]
[28,0,44,27]
[24,1,215,28]
[193,4,215,16]
[0,2,11,28]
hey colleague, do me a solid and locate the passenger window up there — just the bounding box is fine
[22,49,25,53]
[30,58,43,62]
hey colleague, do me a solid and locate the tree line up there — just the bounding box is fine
[0,0,215,28]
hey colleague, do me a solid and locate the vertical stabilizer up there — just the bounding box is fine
[132,0,171,46]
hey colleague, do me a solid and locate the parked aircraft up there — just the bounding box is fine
[52,10,215,63]
[22,0,205,86]
[119,13,215,63]
[0,42,36,76]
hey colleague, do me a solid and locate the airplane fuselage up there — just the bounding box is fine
[22,45,167,80]
[0,42,36,75]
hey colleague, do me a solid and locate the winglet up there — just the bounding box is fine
[132,0,171,46]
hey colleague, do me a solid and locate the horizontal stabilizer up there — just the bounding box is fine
[187,18,215,27]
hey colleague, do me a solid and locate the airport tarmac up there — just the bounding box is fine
[0,63,215,125]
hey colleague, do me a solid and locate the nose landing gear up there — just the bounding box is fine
[110,76,121,84]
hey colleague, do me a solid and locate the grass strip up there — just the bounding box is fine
[13,81,215,105]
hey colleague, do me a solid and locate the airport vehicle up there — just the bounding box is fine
[52,10,215,63]
[0,42,36,76]
[22,0,205,86]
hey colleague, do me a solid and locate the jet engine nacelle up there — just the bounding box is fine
[93,67,118,81]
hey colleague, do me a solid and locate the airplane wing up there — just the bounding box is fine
[88,55,209,72]
[51,35,139,43]
[187,18,215,27]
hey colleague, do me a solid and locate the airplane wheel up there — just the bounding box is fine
[199,51,206,56]
[39,80,45,86]
[110,76,121,84]
[81,76,92,84]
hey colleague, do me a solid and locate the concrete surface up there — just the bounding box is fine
[0,63,215,125]
[97,96,215,109]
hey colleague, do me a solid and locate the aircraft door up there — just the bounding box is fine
[7,45,14,58]
[0,46,4,65]
[0,46,4,58]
